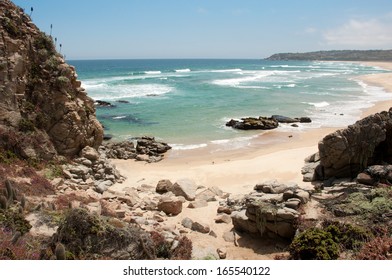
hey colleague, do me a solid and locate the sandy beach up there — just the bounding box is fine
[110,61,392,259]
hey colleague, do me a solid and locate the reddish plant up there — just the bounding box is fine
[0,228,40,260]
[171,236,193,260]
[355,236,392,260]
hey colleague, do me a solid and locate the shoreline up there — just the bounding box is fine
[111,61,392,190]
[109,61,392,260]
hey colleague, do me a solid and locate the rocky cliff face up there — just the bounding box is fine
[0,0,103,160]
[303,109,392,181]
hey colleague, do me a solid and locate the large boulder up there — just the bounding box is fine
[318,109,392,179]
[157,197,183,216]
[172,178,198,201]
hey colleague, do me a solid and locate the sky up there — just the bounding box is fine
[12,0,392,59]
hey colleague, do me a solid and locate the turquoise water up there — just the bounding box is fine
[69,59,390,150]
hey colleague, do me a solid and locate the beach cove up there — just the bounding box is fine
[105,61,392,259]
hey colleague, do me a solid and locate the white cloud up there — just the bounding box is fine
[323,16,392,48]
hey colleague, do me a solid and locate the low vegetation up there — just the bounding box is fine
[266,50,392,61]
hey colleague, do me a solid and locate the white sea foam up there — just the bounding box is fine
[175,69,191,73]
[112,116,127,120]
[88,83,173,100]
[210,135,259,151]
[171,143,208,150]
[144,71,162,75]
[212,70,276,87]
[210,68,242,73]
[305,101,330,108]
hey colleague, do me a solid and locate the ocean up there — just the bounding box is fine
[69,59,391,151]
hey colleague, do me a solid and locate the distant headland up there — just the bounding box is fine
[266,49,392,61]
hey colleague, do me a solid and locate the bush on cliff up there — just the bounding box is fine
[51,208,156,260]
[289,228,340,260]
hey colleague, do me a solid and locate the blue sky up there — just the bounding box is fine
[12,0,392,59]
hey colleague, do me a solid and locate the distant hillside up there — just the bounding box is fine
[266,50,392,61]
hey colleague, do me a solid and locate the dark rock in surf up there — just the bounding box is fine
[95,100,115,108]
[226,117,278,130]
[272,115,298,123]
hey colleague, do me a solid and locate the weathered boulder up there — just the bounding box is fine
[157,197,183,216]
[226,117,278,130]
[318,109,392,179]
[191,221,210,234]
[272,115,298,123]
[181,217,193,229]
[102,137,171,163]
[156,179,173,194]
[172,179,197,201]
[231,210,259,233]
[188,200,208,208]
[80,146,100,162]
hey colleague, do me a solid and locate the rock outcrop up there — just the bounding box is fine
[102,136,171,163]
[226,115,311,130]
[310,109,392,180]
[0,0,103,160]
[226,117,279,130]
[224,180,310,239]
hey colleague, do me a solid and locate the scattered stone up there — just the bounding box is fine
[153,214,165,223]
[196,188,217,202]
[188,200,208,209]
[95,180,113,194]
[222,231,235,243]
[172,178,197,201]
[217,206,232,215]
[356,172,375,186]
[157,197,182,216]
[217,248,227,259]
[191,221,210,234]
[156,179,173,194]
[80,146,100,162]
[209,231,217,238]
[215,214,231,224]
[181,217,193,229]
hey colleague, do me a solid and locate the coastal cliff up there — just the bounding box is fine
[266,50,392,61]
[0,0,103,160]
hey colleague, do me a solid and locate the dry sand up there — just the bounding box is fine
[110,61,392,259]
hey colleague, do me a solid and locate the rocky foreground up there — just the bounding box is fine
[0,0,391,260]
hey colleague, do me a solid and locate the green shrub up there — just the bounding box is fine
[323,221,372,250]
[289,228,340,260]
[34,32,55,53]
[55,76,70,88]
[1,16,20,38]
[18,119,35,133]
[0,207,32,235]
